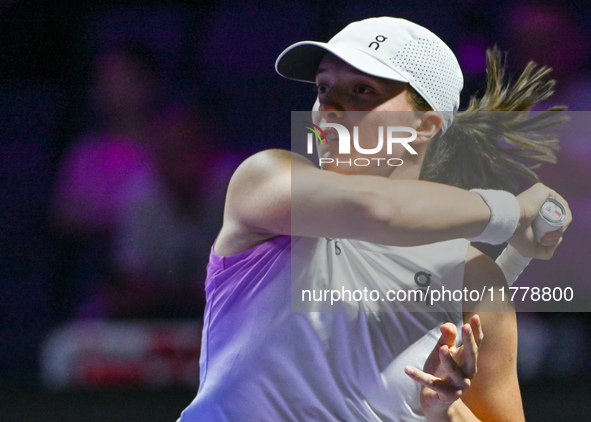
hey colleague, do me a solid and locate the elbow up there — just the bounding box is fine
[354,190,412,244]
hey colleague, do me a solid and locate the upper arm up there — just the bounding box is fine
[461,246,525,422]
[217,148,385,252]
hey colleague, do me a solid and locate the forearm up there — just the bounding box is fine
[292,172,493,246]
[366,179,492,246]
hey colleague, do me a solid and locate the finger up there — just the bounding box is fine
[438,323,457,348]
[540,229,562,247]
[460,323,479,378]
[537,236,564,261]
[559,222,570,234]
[548,191,572,228]
[539,193,571,249]
[439,345,467,386]
[404,365,467,402]
[404,366,443,391]
[470,314,483,347]
[423,323,457,374]
[404,365,434,387]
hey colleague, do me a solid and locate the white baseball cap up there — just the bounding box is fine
[275,17,464,132]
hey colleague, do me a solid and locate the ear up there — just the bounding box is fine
[415,111,443,143]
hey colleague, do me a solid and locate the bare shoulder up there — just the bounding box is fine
[215,149,314,256]
[227,148,312,191]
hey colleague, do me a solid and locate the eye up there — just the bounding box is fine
[314,83,328,94]
[354,85,373,94]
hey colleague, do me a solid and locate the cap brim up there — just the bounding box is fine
[275,41,410,84]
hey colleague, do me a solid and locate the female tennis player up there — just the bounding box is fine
[178,17,571,421]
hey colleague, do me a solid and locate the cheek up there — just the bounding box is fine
[355,113,402,152]
[356,126,384,150]
[377,94,415,113]
[366,104,418,137]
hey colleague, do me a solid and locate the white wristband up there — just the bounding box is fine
[495,244,532,286]
[469,189,521,245]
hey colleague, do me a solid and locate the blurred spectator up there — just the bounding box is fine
[106,106,235,318]
[52,42,163,235]
[51,42,234,319]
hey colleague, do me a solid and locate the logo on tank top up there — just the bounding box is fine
[414,271,432,305]
[325,238,342,255]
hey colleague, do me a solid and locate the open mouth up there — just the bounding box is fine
[323,127,340,142]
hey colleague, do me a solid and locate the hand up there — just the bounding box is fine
[509,183,572,260]
[405,315,483,421]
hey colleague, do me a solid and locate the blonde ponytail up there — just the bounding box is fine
[418,47,566,192]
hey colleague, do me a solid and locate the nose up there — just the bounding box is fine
[316,94,343,121]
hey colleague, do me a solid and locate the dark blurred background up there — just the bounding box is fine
[1,0,590,420]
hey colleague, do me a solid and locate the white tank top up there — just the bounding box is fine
[178,235,469,421]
